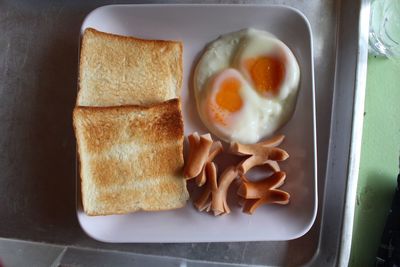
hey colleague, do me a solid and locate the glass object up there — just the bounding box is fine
[369,0,400,58]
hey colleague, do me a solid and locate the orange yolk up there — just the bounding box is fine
[215,77,243,112]
[211,76,243,125]
[246,56,285,96]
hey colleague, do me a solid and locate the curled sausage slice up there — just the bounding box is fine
[237,171,290,214]
[194,165,238,216]
[242,190,290,214]
[184,133,214,179]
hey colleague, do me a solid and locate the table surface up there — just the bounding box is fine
[350,56,400,267]
[0,0,373,266]
[0,0,340,266]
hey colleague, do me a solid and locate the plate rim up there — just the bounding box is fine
[75,3,318,243]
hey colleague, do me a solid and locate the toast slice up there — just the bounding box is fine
[73,99,189,215]
[77,28,183,106]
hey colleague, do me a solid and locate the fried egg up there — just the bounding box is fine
[194,28,300,144]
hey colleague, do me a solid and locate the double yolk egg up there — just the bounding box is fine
[194,29,300,144]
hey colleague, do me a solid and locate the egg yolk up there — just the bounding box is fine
[211,76,243,126]
[246,56,285,96]
[215,77,243,112]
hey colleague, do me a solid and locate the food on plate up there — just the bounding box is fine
[184,132,290,216]
[229,134,289,174]
[184,132,237,216]
[194,28,300,144]
[77,28,183,107]
[74,28,188,216]
[73,99,189,215]
[184,132,223,186]
[232,135,290,214]
[194,165,238,216]
[237,172,290,214]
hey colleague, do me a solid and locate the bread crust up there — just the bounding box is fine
[73,99,189,215]
[77,28,183,107]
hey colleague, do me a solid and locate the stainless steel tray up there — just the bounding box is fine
[0,0,369,266]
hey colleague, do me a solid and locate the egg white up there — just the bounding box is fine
[234,30,300,101]
[194,28,300,144]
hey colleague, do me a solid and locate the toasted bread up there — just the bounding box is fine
[77,28,183,106]
[73,99,189,215]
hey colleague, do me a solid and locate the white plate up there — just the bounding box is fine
[77,4,317,242]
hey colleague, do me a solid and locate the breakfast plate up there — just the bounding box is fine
[77,4,317,242]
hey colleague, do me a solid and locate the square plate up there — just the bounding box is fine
[77,4,317,242]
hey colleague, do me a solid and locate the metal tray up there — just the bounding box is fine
[0,0,369,266]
